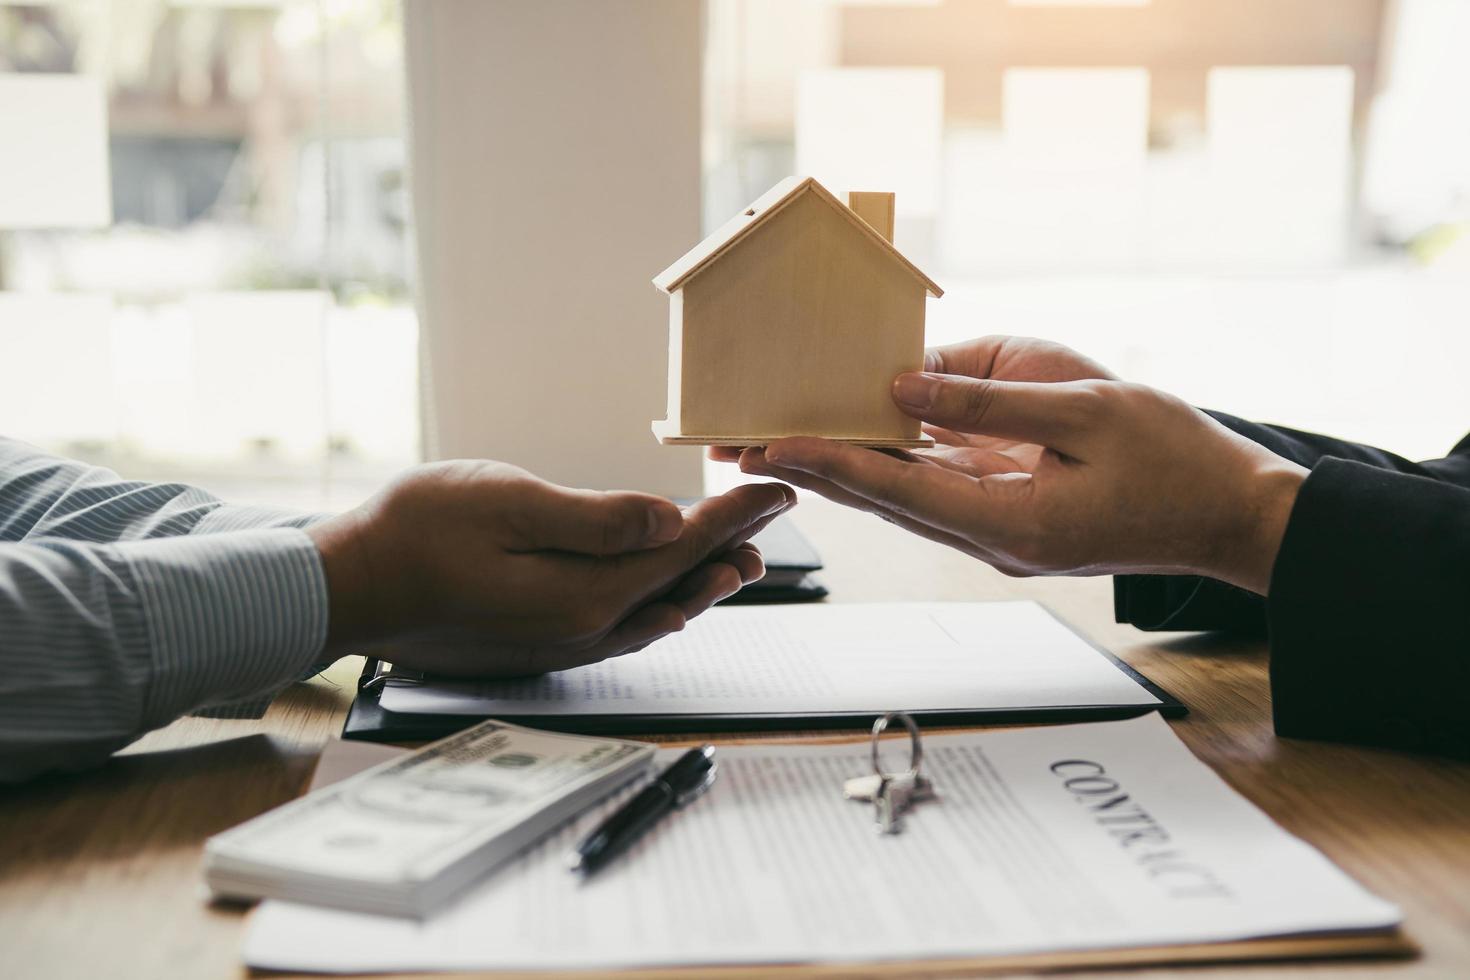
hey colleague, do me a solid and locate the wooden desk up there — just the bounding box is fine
[4,500,1469,979]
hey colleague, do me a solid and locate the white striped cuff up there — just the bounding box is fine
[121,528,330,727]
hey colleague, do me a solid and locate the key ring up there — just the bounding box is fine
[870,711,922,781]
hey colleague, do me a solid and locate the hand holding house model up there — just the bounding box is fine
[651,176,943,448]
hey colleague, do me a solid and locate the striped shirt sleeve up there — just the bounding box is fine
[0,438,334,783]
[0,437,328,542]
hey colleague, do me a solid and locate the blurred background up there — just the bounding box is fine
[2,0,1467,507]
[1,0,412,507]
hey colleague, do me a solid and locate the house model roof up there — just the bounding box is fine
[652,176,943,298]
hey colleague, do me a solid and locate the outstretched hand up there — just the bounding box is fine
[717,336,1305,595]
[309,463,796,676]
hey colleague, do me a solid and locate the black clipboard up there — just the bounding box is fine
[342,607,1185,743]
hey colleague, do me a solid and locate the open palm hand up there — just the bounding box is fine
[915,336,1117,476]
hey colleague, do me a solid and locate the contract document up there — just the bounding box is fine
[377,602,1169,722]
[244,715,1401,974]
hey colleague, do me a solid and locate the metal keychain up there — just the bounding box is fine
[843,711,936,834]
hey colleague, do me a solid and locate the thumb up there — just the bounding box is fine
[517,485,684,555]
[892,372,1097,454]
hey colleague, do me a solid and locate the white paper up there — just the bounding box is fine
[244,715,1399,973]
[380,602,1161,717]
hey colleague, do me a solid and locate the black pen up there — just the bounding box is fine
[567,745,718,876]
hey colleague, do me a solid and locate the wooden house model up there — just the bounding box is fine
[651,176,943,447]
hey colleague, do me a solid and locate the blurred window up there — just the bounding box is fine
[6,1,1467,491]
[0,1,415,508]
[704,0,1470,459]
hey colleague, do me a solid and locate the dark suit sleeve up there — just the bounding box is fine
[1114,414,1470,632]
[1114,416,1470,759]
[1266,457,1470,759]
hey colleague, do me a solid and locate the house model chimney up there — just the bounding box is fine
[847,190,895,242]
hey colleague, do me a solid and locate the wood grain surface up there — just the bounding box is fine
[674,188,929,443]
[4,498,1469,979]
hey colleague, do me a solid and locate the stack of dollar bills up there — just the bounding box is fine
[205,720,655,918]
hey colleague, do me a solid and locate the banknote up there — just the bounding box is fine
[206,720,654,916]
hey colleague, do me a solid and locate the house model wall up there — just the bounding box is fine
[651,176,943,448]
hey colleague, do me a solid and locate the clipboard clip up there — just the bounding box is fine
[357,658,427,693]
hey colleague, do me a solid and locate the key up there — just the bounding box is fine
[844,772,935,804]
[848,711,937,835]
[874,775,914,834]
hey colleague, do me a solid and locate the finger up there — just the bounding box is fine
[927,336,1116,383]
[745,449,965,533]
[739,447,889,515]
[924,336,1006,377]
[891,374,1098,454]
[688,529,766,584]
[922,423,973,448]
[566,487,788,627]
[664,561,745,615]
[667,482,795,569]
[721,542,766,584]
[707,446,746,463]
[746,447,989,557]
[922,423,1020,454]
[765,437,1018,541]
[874,446,928,464]
[612,482,794,594]
[918,445,1029,478]
[515,484,683,556]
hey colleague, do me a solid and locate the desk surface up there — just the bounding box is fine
[5,499,1469,979]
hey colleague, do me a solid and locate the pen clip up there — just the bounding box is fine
[674,760,718,807]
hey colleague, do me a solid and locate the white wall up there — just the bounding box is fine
[404,0,704,496]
